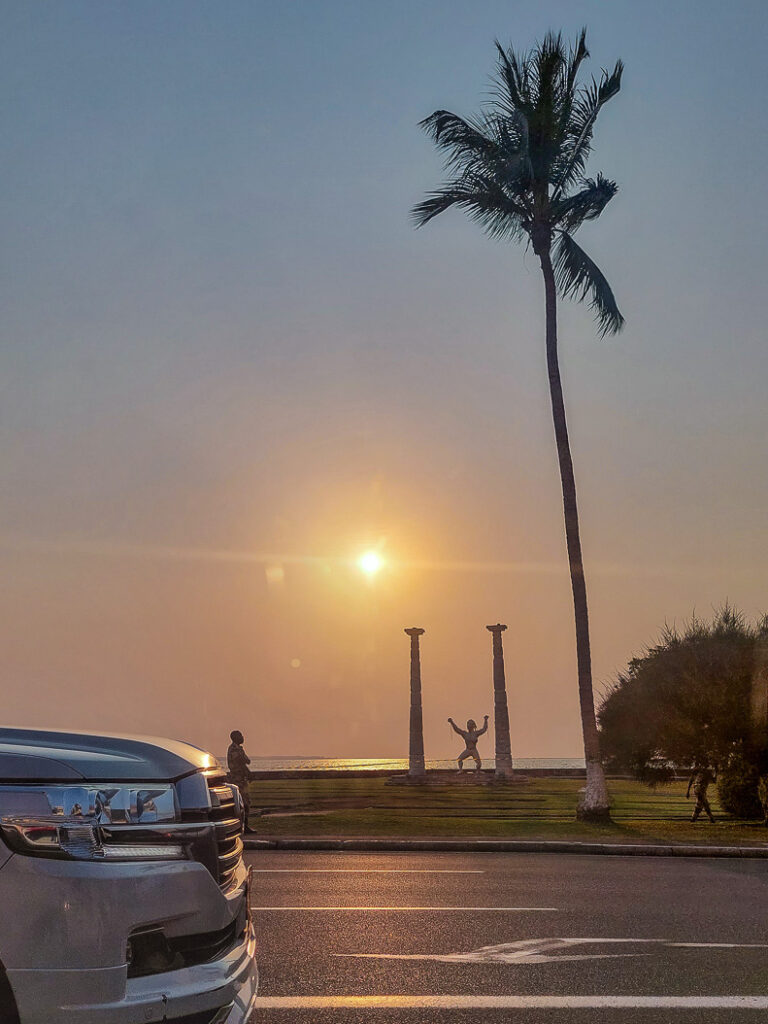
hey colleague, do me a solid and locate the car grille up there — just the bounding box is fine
[204,769,243,891]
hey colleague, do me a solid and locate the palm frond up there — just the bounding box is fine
[494,40,533,117]
[532,30,566,103]
[419,110,498,165]
[556,28,589,142]
[553,59,623,195]
[551,174,618,232]
[553,231,624,335]
[565,28,590,96]
[419,107,533,198]
[528,32,569,179]
[492,113,532,182]
[570,61,624,145]
[412,177,529,241]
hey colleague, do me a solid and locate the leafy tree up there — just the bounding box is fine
[414,30,624,819]
[599,607,768,816]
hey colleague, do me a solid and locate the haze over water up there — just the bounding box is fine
[2,1,768,760]
[217,758,585,772]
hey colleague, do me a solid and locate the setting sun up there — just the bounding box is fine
[358,550,383,575]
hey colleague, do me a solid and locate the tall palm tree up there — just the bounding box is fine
[414,30,624,820]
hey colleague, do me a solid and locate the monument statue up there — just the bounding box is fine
[448,715,489,771]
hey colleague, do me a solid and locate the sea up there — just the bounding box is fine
[216,756,585,771]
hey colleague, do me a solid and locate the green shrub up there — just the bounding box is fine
[717,756,762,819]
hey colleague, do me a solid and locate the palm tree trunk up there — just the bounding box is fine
[539,249,610,821]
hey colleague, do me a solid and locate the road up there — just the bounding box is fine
[245,849,768,1022]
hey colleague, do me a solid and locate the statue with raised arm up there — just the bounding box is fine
[448,715,489,771]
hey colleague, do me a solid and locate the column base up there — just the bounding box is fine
[388,769,529,787]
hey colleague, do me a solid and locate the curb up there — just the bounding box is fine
[243,837,768,859]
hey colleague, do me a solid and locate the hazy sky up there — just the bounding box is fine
[2,1,767,759]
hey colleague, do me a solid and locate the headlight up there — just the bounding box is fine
[0,816,186,860]
[0,783,179,824]
[0,784,188,862]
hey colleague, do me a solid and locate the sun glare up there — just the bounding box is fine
[358,550,383,576]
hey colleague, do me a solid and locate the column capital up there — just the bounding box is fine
[404,627,425,637]
[486,623,507,634]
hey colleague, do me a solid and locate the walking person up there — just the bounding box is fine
[227,729,254,833]
[448,715,489,771]
[687,764,716,823]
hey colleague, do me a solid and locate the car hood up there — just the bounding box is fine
[0,728,220,782]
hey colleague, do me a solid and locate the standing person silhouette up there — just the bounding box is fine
[687,764,717,823]
[227,729,254,832]
[448,716,489,770]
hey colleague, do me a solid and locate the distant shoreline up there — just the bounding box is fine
[216,756,588,776]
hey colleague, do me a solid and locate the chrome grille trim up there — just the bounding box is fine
[203,769,244,890]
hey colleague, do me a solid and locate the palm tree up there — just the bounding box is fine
[414,30,624,820]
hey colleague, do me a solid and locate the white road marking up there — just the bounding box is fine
[337,938,657,965]
[250,906,557,912]
[670,942,768,948]
[250,869,484,874]
[252,995,768,1010]
[335,937,768,966]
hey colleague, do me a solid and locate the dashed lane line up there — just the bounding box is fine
[250,906,557,912]
[249,869,484,874]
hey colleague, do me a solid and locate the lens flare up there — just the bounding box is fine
[358,550,383,575]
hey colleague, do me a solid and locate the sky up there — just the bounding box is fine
[1,0,767,760]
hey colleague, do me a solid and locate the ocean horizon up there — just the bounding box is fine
[216,756,586,771]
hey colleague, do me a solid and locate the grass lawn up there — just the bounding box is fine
[245,776,768,845]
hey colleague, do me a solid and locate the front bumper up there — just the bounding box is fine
[0,854,258,1023]
[8,924,257,1023]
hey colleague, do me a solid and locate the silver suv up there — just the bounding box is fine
[0,728,258,1023]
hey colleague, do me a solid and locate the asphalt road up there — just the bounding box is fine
[245,849,768,1023]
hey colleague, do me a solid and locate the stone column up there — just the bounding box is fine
[487,623,514,779]
[404,627,426,778]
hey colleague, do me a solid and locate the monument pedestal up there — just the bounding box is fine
[387,769,528,787]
